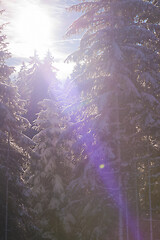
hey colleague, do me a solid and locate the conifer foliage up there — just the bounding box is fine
[29,96,69,240]
[17,51,56,138]
[64,1,160,240]
[1,1,160,240]
[0,11,35,240]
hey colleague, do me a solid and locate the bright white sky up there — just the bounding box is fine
[1,0,80,80]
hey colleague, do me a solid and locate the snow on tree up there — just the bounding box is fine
[29,94,71,240]
[16,51,57,138]
[63,1,160,240]
[0,10,38,240]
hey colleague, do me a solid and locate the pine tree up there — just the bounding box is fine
[63,1,160,240]
[29,92,71,240]
[0,10,37,240]
[17,51,56,138]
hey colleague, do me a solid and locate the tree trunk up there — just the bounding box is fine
[5,133,10,240]
[125,191,129,240]
[135,160,140,240]
[116,91,123,240]
[148,157,153,240]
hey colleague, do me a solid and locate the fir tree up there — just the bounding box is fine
[17,51,56,138]
[0,10,37,240]
[29,94,71,240]
[63,1,160,240]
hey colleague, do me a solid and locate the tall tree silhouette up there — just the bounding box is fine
[17,51,57,138]
[0,10,37,240]
[63,1,160,240]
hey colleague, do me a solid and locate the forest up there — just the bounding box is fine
[0,0,160,240]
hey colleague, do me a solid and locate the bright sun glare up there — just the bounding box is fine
[11,2,74,81]
[15,4,52,56]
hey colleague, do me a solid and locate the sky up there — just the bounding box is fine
[1,0,80,80]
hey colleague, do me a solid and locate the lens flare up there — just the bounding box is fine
[99,164,105,169]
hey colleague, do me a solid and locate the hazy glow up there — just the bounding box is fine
[14,3,53,56]
[55,62,75,81]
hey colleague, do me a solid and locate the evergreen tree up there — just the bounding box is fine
[29,94,71,240]
[17,51,56,138]
[0,11,37,240]
[63,1,160,240]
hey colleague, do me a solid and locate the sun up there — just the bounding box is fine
[14,3,53,57]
